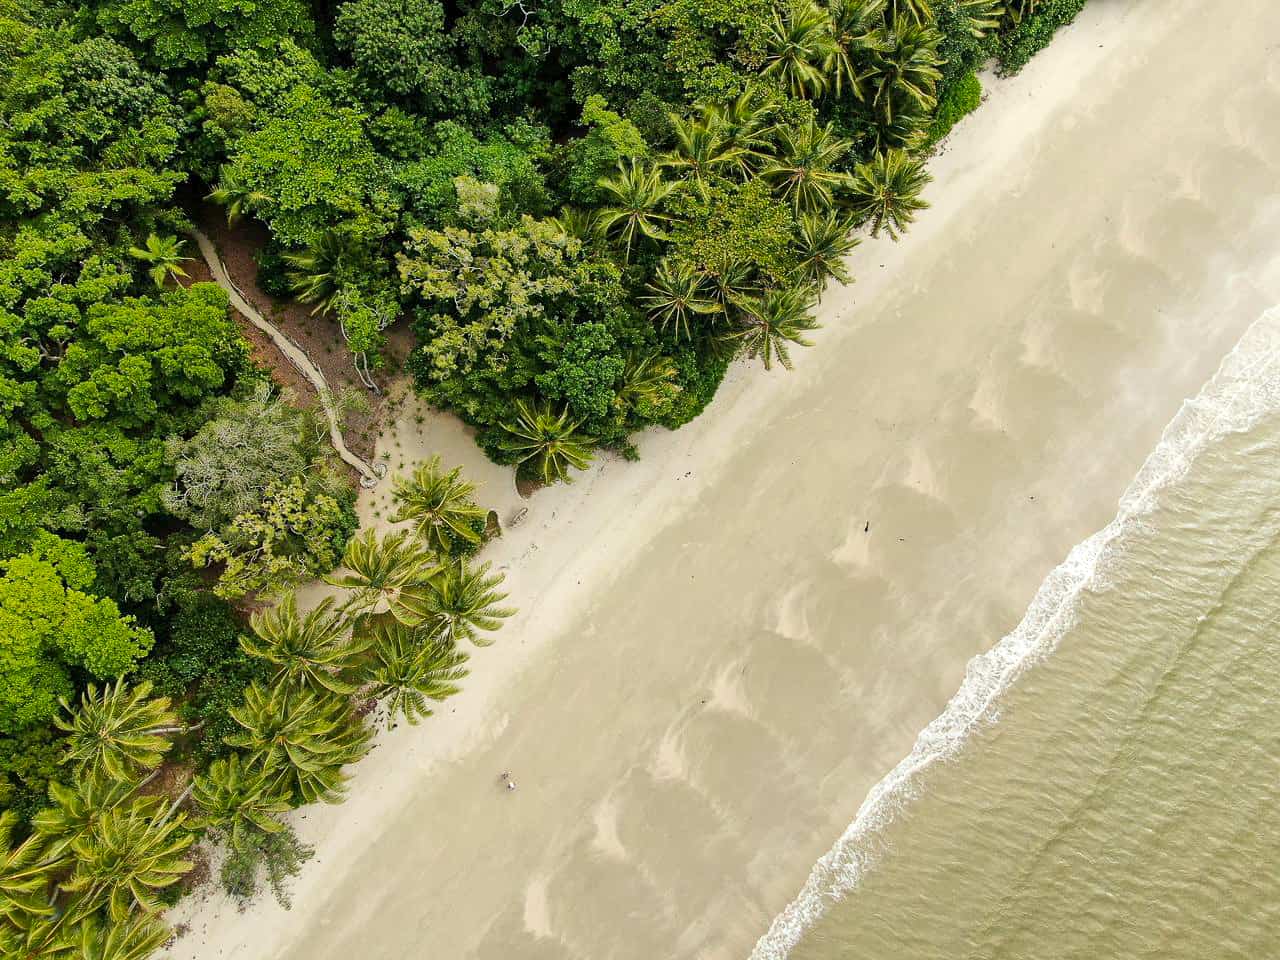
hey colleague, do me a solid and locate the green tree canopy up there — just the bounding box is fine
[0,536,153,733]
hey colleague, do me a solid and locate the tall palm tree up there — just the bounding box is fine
[641,258,722,340]
[0,915,73,960]
[867,16,944,123]
[499,398,596,485]
[1002,0,1038,25]
[402,560,514,647]
[549,206,599,244]
[226,683,372,805]
[32,774,141,861]
[763,120,853,214]
[762,0,837,99]
[848,149,931,240]
[74,915,171,960]
[54,681,184,783]
[958,0,1004,37]
[191,754,291,852]
[887,0,932,22]
[284,229,356,316]
[595,160,679,261]
[794,211,860,288]
[206,169,270,226]
[242,595,367,695]
[325,529,442,622]
[704,258,761,310]
[731,285,820,371]
[868,99,930,153]
[61,799,194,922]
[389,456,487,557]
[615,353,680,415]
[826,0,887,100]
[0,811,54,924]
[127,234,191,289]
[659,113,745,198]
[704,88,779,179]
[356,618,469,727]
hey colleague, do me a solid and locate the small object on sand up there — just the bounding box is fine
[864,521,870,533]
[507,780,517,791]
[509,507,529,528]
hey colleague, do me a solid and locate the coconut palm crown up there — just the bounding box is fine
[389,456,487,556]
[499,399,596,485]
[54,681,184,783]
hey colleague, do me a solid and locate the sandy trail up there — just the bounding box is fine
[165,2,1280,958]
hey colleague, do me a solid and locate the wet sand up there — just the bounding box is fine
[164,2,1280,957]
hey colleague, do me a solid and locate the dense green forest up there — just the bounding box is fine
[0,0,1088,953]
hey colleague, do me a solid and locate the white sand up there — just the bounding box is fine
[163,2,1280,957]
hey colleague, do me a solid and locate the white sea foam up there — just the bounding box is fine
[749,306,1280,960]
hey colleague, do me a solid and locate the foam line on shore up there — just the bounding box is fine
[749,305,1280,960]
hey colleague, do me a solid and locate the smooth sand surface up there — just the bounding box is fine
[164,2,1280,957]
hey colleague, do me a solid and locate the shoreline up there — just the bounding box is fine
[162,1,1280,957]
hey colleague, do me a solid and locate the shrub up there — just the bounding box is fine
[926,70,982,146]
[137,591,269,762]
[998,0,1090,74]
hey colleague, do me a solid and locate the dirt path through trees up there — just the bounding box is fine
[190,227,385,487]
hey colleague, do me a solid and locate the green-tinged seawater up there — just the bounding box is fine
[760,312,1280,959]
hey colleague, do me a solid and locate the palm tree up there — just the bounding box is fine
[32,774,140,861]
[704,258,761,309]
[847,149,931,240]
[595,160,679,261]
[356,618,469,727]
[616,353,679,415]
[731,285,820,371]
[325,529,442,622]
[549,206,599,244]
[868,99,931,152]
[402,560,514,647]
[704,88,779,179]
[285,229,357,316]
[191,754,292,852]
[887,0,932,22]
[794,211,860,288]
[763,120,853,214]
[762,0,837,99]
[1002,0,1038,25]
[499,399,596,484]
[54,680,184,783]
[227,683,371,805]
[641,258,722,339]
[61,798,194,922]
[206,169,270,226]
[958,0,1004,37]
[658,113,745,198]
[867,17,944,123]
[389,456,487,556]
[0,915,74,960]
[127,234,191,289]
[826,0,886,101]
[74,915,171,960]
[0,811,54,924]
[242,595,367,695]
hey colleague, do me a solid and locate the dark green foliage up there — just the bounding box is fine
[998,0,1089,74]
[926,69,981,145]
[137,590,268,762]
[0,726,61,824]
[662,343,733,428]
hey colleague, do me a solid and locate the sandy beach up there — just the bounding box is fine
[163,2,1280,957]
